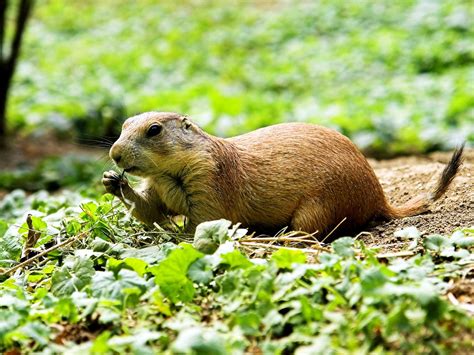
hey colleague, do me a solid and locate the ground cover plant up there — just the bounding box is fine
[0,181,473,353]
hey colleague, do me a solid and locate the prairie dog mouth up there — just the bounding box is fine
[123,166,139,174]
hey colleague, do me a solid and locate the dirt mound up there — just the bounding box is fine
[362,149,474,247]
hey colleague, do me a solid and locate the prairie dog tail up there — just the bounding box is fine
[382,144,465,219]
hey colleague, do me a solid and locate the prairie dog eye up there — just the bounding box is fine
[147,124,163,137]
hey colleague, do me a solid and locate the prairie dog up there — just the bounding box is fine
[103,112,464,237]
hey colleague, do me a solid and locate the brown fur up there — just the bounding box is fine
[103,112,464,237]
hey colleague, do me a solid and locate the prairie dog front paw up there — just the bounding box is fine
[102,170,129,196]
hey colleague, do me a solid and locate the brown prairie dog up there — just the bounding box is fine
[102,112,464,237]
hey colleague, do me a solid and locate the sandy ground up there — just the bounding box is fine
[364,149,474,243]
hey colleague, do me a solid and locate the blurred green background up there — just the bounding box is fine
[7,0,474,155]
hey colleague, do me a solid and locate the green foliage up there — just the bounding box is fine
[220,250,253,270]
[332,236,355,257]
[0,235,22,268]
[51,257,94,297]
[172,327,228,355]
[271,248,306,269]
[0,155,107,192]
[0,188,472,353]
[149,243,203,303]
[9,0,474,155]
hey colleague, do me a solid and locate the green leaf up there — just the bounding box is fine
[440,248,469,259]
[106,257,123,274]
[172,327,227,355]
[360,268,388,295]
[51,257,94,297]
[262,309,284,330]
[271,248,306,269]
[108,329,164,351]
[394,226,420,239]
[91,331,112,353]
[13,321,51,347]
[193,219,232,254]
[149,243,203,303]
[123,258,148,277]
[332,237,355,257]
[220,250,252,270]
[295,336,332,355]
[193,238,219,255]
[66,220,82,236]
[55,297,79,321]
[424,235,451,252]
[394,226,420,249]
[96,301,122,323]
[0,220,8,238]
[0,310,22,338]
[81,201,99,221]
[92,269,147,301]
[121,244,176,264]
[319,252,340,267]
[91,237,115,252]
[235,311,261,335]
[188,258,214,284]
[19,216,47,237]
[0,226,22,267]
[455,237,474,248]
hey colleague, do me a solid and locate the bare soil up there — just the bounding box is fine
[362,149,474,247]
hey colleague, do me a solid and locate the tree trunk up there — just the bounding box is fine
[0,57,14,143]
[0,0,7,144]
[0,0,34,144]
[0,78,7,140]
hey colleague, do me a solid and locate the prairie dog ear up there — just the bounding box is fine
[180,115,193,130]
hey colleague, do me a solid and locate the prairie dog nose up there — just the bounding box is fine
[110,144,122,164]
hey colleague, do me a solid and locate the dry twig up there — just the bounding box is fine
[374,250,415,259]
[1,232,88,277]
[321,217,347,243]
[238,241,324,254]
[21,214,42,259]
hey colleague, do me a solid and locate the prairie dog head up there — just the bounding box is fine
[110,112,207,177]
